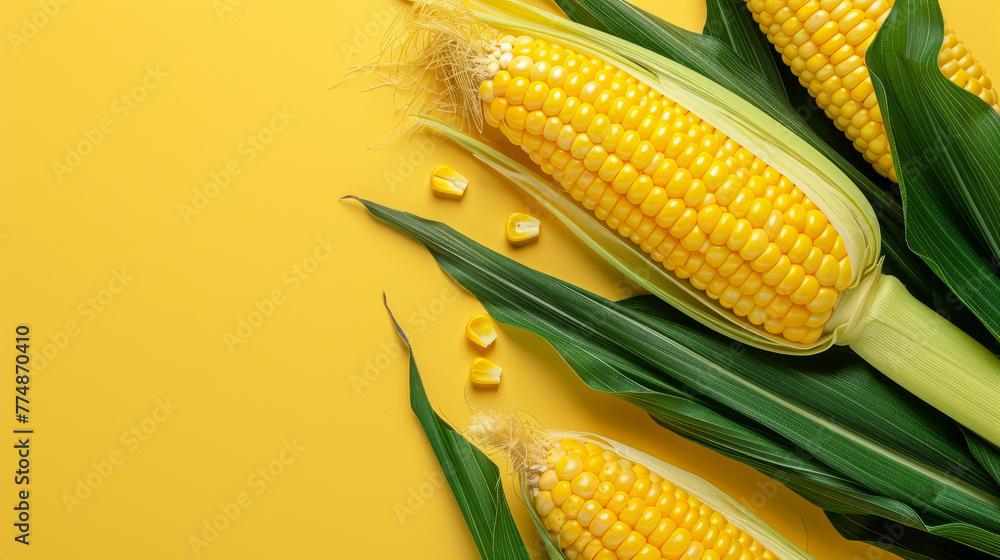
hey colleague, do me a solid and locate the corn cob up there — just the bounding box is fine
[375,0,1000,449]
[467,409,804,560]
[745,0,1000,182]
[478,36,849,345]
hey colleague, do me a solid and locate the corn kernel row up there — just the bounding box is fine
[531,437,779,560]
[476,36,851,343]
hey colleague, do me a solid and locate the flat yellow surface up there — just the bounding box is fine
[0,0,996,558]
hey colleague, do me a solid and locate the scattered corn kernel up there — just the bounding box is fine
[469,357,502,388]
[466,313,498,349]
[430,165,468,198]
[506,212,542,246]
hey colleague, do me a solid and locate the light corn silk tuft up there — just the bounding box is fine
[374,0,499,132]
[466,408,553,486]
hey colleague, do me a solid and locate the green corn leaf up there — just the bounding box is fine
[966,430,1000,489]
[697,0,996,349]
[702,0,785,95]
[699,0,900,196]
[866,0,1000,342]
[353,197,1000,559]
[546,0,939,302]
[383,296,537,560]
[826,512,999,560]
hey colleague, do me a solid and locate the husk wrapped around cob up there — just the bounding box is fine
[467,408,814,560]
[372,0,1000,447]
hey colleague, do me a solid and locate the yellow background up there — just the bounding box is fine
[0,0,996,558]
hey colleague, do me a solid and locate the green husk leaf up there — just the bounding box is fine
[702,0,786,93]
[866,0,1000,342]
[827,512,999,560]
[542,0,938,302]
[966,430,1000,489]
[352,197,1000,558]
[384,296,535,560]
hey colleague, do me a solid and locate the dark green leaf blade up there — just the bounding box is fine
[383,295,533,560]
[703,0,785,95]
[966,430,1000,489]
[866,0,1000,341]
[827,512,999,560]
[354,197,1000,558]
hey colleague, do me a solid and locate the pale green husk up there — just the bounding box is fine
[421,0,882,353]
[850,277,1000,452]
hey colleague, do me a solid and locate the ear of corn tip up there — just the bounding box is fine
[469,357,502,387]
[506,212,541,246]
[430,165,468,198]
[466,313,498,348]
[466,410,802,560]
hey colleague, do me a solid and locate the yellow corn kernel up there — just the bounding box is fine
[573,472,602,500]
[557,454,587,481]
[505,212,541,246]
[465,313,497,349]
[430,165,468,198]
[578,500,604,527]
[531,438,788,560]
[469,357,501,388]
[562,520,587,547]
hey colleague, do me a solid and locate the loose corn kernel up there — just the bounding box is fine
[478,36,853,343]
[430,165,468,198]
[465,313,498,349]
[468,357,501,388]
[506,212,542,246]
